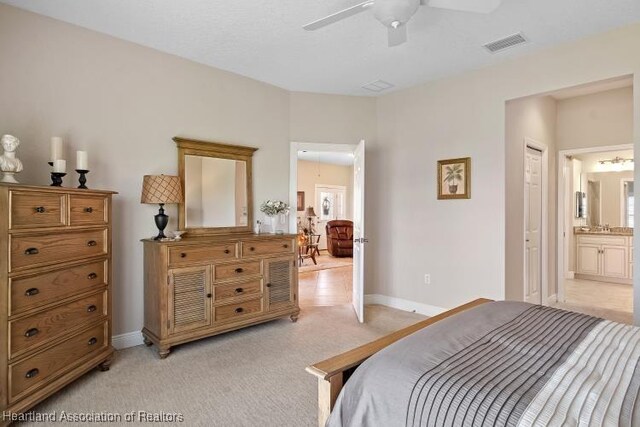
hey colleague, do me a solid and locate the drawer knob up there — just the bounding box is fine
[34,206,46,213]
[224,249,231,254]
[24,328,39,338]
[87,305,97,313]
[249,247,255,252]
[24,247,39,255]
[206,293,212,299]
[283,244,289,248]
[235,307,244,314]
[24,288,40,297]
[235,288,244,294]
[87,240,97,247]
[235,268,244,273]
[180,253,187,258]
[84,207,94,213]
[88,272,98,280]
[88,337,98,346]
[25,368,39,379]
[266,283,271,288]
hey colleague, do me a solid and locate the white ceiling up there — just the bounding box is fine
[298,151,354,166]
[3,0,640,96]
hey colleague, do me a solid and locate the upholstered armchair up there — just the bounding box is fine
[325,220,353,257]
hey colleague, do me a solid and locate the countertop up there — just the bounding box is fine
[574,227,633,236]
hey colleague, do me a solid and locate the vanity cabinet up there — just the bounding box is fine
[576,235,632,283]
[142,235,299,358]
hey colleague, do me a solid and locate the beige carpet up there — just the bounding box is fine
[22,305,425,427]
[299,254,352,273]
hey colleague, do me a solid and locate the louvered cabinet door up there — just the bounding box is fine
[264,256,297,311]
[168,266,212,334]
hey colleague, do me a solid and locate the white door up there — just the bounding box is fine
[352,140,366,323]
[524,147,542,304]
[315,185,347,250]
[602,245,628,278]
[576,244,601,275]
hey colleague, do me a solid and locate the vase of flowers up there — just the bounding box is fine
[260,200,290,234]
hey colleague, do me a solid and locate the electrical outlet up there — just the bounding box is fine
[424,274,431,285]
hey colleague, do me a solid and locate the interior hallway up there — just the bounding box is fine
[299,265,353,307]
[552,278,633,324]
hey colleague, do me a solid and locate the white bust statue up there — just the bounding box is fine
[0,134,24,184]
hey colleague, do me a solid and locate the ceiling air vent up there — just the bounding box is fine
[483,33,528,53]
[362,79,395,93]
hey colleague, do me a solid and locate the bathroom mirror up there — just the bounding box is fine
[175,137,257,235]
[581,171,634,227]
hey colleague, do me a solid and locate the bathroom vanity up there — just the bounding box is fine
[575,228,633,284]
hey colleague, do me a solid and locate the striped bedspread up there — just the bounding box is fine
[328,301,640,427]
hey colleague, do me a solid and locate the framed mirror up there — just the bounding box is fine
[175,137,257,235]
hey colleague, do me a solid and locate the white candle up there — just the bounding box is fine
[50,137,63,162]
[76,151,88,170]
[53,159,66,173]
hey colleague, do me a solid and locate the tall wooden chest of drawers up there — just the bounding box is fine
[0,184,115,417]
[142,234,300,358]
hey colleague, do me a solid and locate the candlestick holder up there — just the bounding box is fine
[76,169,89,189]
[50,172,66,187]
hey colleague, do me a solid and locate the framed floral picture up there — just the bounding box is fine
[437,157,471,200]
[297,191,305,211]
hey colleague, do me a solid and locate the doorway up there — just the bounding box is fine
[289,141,366,322]
[556,145,634,323]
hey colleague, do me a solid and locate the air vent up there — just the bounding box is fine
[483,33,528,53]
[362,79,395,93]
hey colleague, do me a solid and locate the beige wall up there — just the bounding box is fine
[375,24,640,316]
[289,92,377,145]
[505,96,558,301]
[0,5,293,336]
[296,160,353,223]
[558,87,634,150]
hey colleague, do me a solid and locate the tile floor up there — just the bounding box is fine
[552,278,633,324]
[299,265,353,307]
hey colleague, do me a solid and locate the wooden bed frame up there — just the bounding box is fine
[305,298,493,426]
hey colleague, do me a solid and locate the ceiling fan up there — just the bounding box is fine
[303,0,503,47]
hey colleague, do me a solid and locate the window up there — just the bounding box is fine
[624,181,634,228]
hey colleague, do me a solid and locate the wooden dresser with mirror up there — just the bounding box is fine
[0,183,115,417]
[142,138,299,358]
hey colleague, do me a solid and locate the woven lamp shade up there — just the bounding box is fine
[141,175,183,204]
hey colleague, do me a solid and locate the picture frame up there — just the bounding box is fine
[437,157,471,200]
[297,191,305,211]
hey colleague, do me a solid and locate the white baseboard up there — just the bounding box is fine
[567,271,575,279]
[547,293,558,304]
[365,294,446,317]
[112,331,144,350]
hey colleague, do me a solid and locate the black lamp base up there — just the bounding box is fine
[153,204,169,240]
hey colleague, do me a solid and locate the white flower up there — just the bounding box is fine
[260,200,290,216]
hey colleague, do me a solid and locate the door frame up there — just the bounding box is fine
[556,143,633,303]
[523,138,549,305]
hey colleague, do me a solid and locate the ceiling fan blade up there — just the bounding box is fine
[427,0,502,13]
[388,24,407,47]
[303,1,374,31]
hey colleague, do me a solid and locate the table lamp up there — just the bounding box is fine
[305,206,317,235]
[141,175,183,240]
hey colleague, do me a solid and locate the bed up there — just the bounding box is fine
[306,299,640,426]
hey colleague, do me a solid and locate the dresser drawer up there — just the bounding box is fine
[214,261,261,282]
[9,322,107,401]
[10,229,107,271]
[241,239,294,257]
[214,298,263,322]
[10,191,66,229]
[214,279,262,303]
[10,260,107,315]
[10,291,106,358]
[169,243,238,266]
[69,195,108,226]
